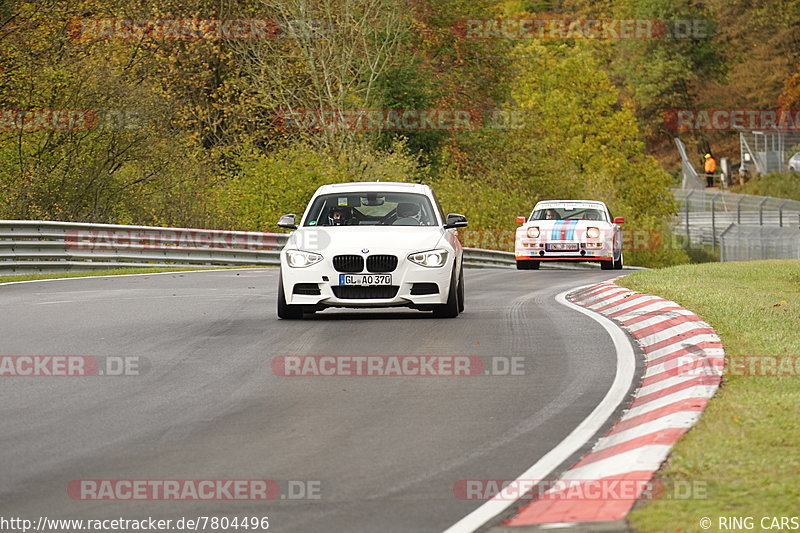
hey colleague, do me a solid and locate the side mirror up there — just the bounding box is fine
[613,217,625,224]
[444,213,468,229]
[278,214,298,229]
[516,216,526,224]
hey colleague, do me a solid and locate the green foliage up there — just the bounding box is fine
[611,0,725,140]
[0,0,716,267]
[435,42,688,267]
[733,172,800,202]
[373,60,447,165]
[210,141,421,231]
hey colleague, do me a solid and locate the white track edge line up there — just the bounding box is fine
[443,283,637,533]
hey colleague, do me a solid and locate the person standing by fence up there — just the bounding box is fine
[704,153,717,187]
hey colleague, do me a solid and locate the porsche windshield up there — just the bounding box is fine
[530,205,608,222]
[303,192,438,227]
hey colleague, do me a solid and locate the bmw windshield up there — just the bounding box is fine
[303,192,439,227]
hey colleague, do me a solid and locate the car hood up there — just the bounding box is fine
[285,226,446,255]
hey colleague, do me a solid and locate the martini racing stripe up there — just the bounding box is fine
[550,220,579,240]
[566,219,579,240]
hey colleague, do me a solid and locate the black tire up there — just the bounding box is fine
[516,260,540,270]
[600,260,614,270]
[433,267,460,318]
[277,273,303,319]
[613,252,624,270]
[457,264,465,313]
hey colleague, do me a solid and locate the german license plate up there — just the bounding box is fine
[339,274,392,286]
[547,243,579,251]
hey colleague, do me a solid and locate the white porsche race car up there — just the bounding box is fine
[515,200,624,270]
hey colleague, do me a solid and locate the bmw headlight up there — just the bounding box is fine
[526,226,540,238]
[408,249,448,268]
[285,249,323,268]
[587,227,600,239]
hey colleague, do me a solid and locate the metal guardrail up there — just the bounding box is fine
[0,220,287,274]
[0,220,540,275]
[461,247,515,269]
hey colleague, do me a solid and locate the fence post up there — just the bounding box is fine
[711,192,721,252]
[685,190,694,246]
[719,223,734,262]
[779,200,787,227]
[759,197,768,225]
[737,196,744,224]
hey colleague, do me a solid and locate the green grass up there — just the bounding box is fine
[621,260,800,532]
[0,266,268,284]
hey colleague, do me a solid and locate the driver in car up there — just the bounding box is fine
[544,209,559,220]
[584,210,600,221]
[328,206,353,226]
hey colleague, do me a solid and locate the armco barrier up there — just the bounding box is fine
[0,220,562,275]
[0,220,286,274]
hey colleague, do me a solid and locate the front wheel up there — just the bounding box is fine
[457,264,465,313]
[600,260,614,270]
[613,252,624,270]
[277,273,303,319]
[433,267,460,318]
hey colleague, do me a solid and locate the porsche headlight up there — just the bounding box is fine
[526,226,540,238]
[408,249,448,268]
[285,249,323,268]
[587,227,600,239]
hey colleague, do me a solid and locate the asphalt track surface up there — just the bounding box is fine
[0,268,625,532]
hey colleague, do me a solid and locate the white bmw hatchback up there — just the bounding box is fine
[276,182,467,319]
